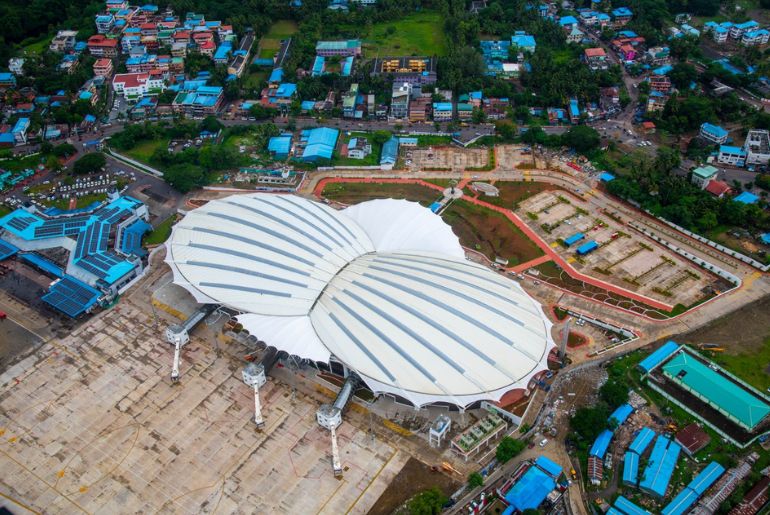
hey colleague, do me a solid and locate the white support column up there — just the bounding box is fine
[253,383,264,428]
[331,425,342,477]
[171,340,182,382]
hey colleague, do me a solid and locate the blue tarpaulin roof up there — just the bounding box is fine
[535,456,562,478]
[734,191,759,204]
[599,172,616,182]
[638,340,680,373]
[505,464,556,512]
[609,404,634,427]
[590,429,613,458]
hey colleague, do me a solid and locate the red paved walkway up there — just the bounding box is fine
[314,177,674,311]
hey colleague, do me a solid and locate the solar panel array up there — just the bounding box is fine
[78,251,124,280]
[33,216,91,239]
[0,238,19,260]
[6,215,37,232]
[41,276,100,318]
[120,220,151,257]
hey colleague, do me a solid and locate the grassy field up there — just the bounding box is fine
[258,20,298,59]
[47,192,108,211]
[22,36,52,55]
[0,204,11,217]
[244,70,268,89]
[443,200,544,265]
[363,11,448,56]
[0,154,42,173]
[477,181,564,209]
[124,139,167,164]
[416,135,453,146]
[145,216,175,245]
[321,182,442,206]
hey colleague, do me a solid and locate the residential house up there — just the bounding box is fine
[390,82,412,120]
[0,73,17,89]
[315,40,362,57]
[8,58,25,76]
[704,21,732,43]
[11,118,30,144]
[584,47,608,70]
[645,46,670,66]
[95,14,115,34]
[641,121,656,133]
[88,35,119,57]
[483,97,509,120]
[567,26,585,44]
[611,7,633,27]
[717,145,747,167]
[742,29,770,46]
[744,129,770,166]
[457,102,473,121]
[93,58,114,77]
[409,95,431,122]
[112,72,165,102]
[510,31,536,53]
[680,24,700,37]
[729,20,759,39]
[346,137,372,159]
[699,122,729,144]
[342,83,359,118]
[646,90,667,112]
[49,30,78,52]
[558,15,578,30]
[704,180,732,198]
[648,75,671,93]
[480,40,512,76]
[433,102,453,121]
[691,165,719,188]
[261,82,297,108]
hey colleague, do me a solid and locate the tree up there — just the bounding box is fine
[468,472,484,488]
[668,63,698,90]
[72,152,106,175]
[496,436,526,463]
[570,405,610,444]
[407,487,448,515]
[371,130,392,145]
[600,379,628,410]
[561,126,600,153]
[52,143,77,157]
[200,115,222,133]
[162,164,208,193]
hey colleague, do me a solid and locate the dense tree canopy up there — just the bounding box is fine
[496,436,526,463]
[72,152,106,175]
[407,487,448,515]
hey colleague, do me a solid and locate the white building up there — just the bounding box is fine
[741,29,770,46]
[346,137,372,159]
[112,72,165,102]
[8,58,25,76]
[717,145,747,167]
[165,194,556,409]
[744,130,770,167]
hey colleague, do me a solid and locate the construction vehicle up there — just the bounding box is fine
[570,468,577,480]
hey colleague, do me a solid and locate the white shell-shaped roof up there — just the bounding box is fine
[167,193,555,408]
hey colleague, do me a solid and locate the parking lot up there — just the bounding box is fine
[519,191,724,307]
[406,147,489,171]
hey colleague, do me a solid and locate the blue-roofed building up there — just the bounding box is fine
[599,172,616,182]
[502,461,559,512]
[653,64,673,75]
[609,404,634,427]
[639,436,681,497]
[662,462,724,515]
[480,40,513,77]
[559,15,578,28]
[718,145,747,167]
[742,28,770,46]
[0,238,19,261]
[214,41,232,64]
[433,102,454,122]
[0,72,16,89]
[700,122,729,144]
[590,429,613,458]
[300,127,339,162]
[0,195,151,315]
[622,452,639,486]
[577,240,598,255]
[761,233,770,245]
[614,495,649,515]
[734,191,759,204]
[611,7,633,27]
[511,31,536,52]
[268,134,292,159]
[564,233,585,246]
[172,85,224,117]
[269,68,284,84]
[380,137,400,168]
[629,427,656,455]
[11,117,30,144]
[569,98,580,123]
[730,20,759,39]
[300,100,317,111]
[534,456,562,478]
[638,341,680,373]
[263,83,297,105]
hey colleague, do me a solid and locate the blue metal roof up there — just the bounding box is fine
[622,452,639,486]
[577,240,598,255]
[719,145,746,155]
[564,232,585,246]
[590,429,613,458]
[268,135,292,156]
[559,15,578,25]
[638,340,680,373]
[300,127,339,161]
[609,404,634,427]
[628,427,656,455]
[269,68,284,83]
[640,436,680,497]
[662,461,724,515]
[380,137,399,165]
[614,495,649,515]
[599,172,616,182]
[701,122,728,139]
[0,238,18,261]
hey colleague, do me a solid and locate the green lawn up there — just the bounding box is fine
[710,338,770,391]
[46,192,108,211]
[0,154,42,173]
[364,11,448,56]
[417,135,453,146]
[0,204,11,217]
[22,36,52,55]
[244,70,268,89]
[258,20,298,55]
[124,139,167,164]
[144,216,175,245]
